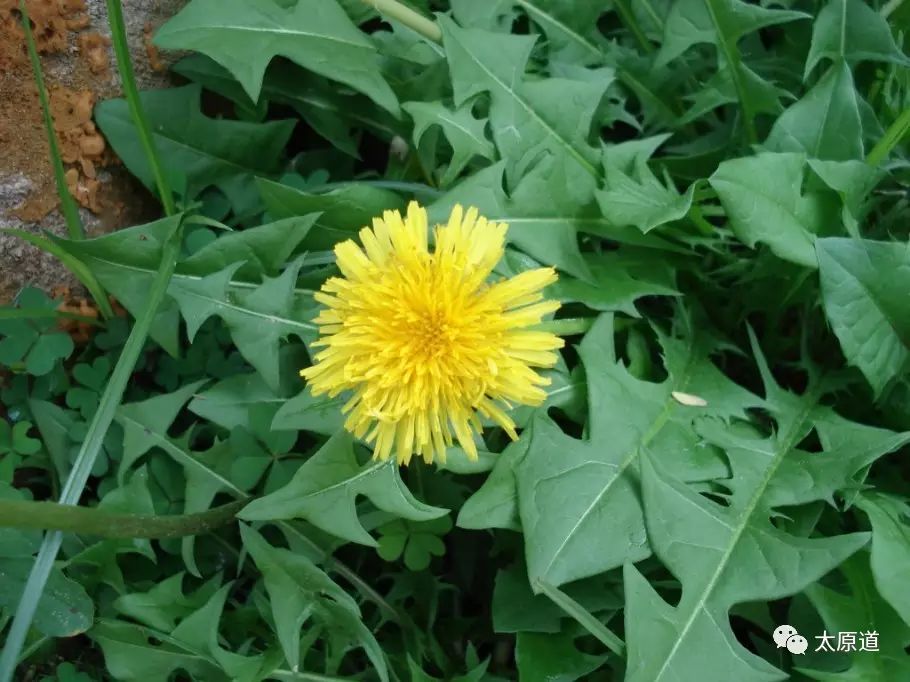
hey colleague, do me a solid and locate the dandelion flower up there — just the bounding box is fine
[301,202,565,465]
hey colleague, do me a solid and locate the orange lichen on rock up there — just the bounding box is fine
[78,31,109,74]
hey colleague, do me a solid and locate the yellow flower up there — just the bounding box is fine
[301,202,565,465]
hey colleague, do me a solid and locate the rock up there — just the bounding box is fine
[0,0,185,304]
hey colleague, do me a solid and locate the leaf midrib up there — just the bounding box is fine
[449,29,599,179]
[539,338,699,580]
[651,394,819,681]
[160,24,369,52]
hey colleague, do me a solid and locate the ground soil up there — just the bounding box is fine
[0,0,183,305]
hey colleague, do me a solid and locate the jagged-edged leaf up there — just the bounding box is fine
[93,583,266,682]
[270,386,346,436]
[766,62,864,162]
[188,372,285,432]
[856,494,910,628]
[597,143,696,233]
[816,238,910,396]
[116,383,270,575]
[802,553,910,680]
[680,62,788,124]
[239,431,447,545]
[154,0,399,113]
[710,152,835,268]
[95,85,295,208]
[113,573,221,633]
[439,15,604,199]
[516,628,607,681]
[258,178,407,251]
[623,355,874,682]
[240,525,388,679]
[429,162,682,284]
[808,159,883,239]
[517,313,762,587]
[404,100,494,186]
[168,259,313,392]
[805,0,910,78]
[54,216,317,384]
[657,0,808,67]
[514,0,606,65]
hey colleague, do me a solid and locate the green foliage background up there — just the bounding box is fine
[2,0,910,680]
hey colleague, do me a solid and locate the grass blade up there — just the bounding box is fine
[0,215,184,682]
[103,0,176,215]
[0,228,114,319]
[18,0,84,240]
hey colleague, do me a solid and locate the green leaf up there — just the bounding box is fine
[597,156,696,234]
[710,152,832,268]
[805,0,910,78]
[54,217,317,381]
[113,572,219,632]
[188,372,284,432]
[855,494,910,628]
[438,15,603,195]
[0,559,93,637]
[456,438,524,532]
[0,288,74,376]
[258,178,407,251]
[239,431,447,545]
[517,313,760,586]
[403,100,494,186]
[154,0,399,113]
[240,524,388,678]
[95,84,295,207]
[802,553,910,680]
[657,0,808,67]
[270,386,346,436]
[766,62,864,162]
[816,238,910,396]
[515,628,607,682]
[168,259,313,392]
[624,390,871,682]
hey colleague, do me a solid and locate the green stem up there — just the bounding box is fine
[0,217,183,682]
[361,0,441,42]
[613,0,655,54]
[704,0,758,145]
[0,228,114,319]
[104,0,176,215]
[535,580,626,658]
[866,107,910,166]
[19,0,84,241]
[687,204,714,236]
[0,499,245,539]
[0,308,101,325]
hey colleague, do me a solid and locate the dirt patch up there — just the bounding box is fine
[0,0,184,305]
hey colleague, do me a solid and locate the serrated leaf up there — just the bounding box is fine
[270,386,346,436]
[623,362,872,682]
[856,494,910,628]
[239,431,447,545]
[517,313,761,586]
[657,0,808,67]
[168,259,314,392]
[802,553,910,680]
[96,85,295,208]
[439,15,603,198]
[54,217,316,372]
[816,238,910,396]
[597,157,696,233]
[515,628,606,682]
[154,0,399,113]
[710,152,833,268]
[404,100,494,186]
[240,524,388,678]
[258,178,407,251]
[805,0,910,78]
[188,372,284,432]
[766,62,864,162]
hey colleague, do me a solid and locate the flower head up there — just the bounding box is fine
[302,202,565,465]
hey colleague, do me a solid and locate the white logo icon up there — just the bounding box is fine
[772,625,807,655]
